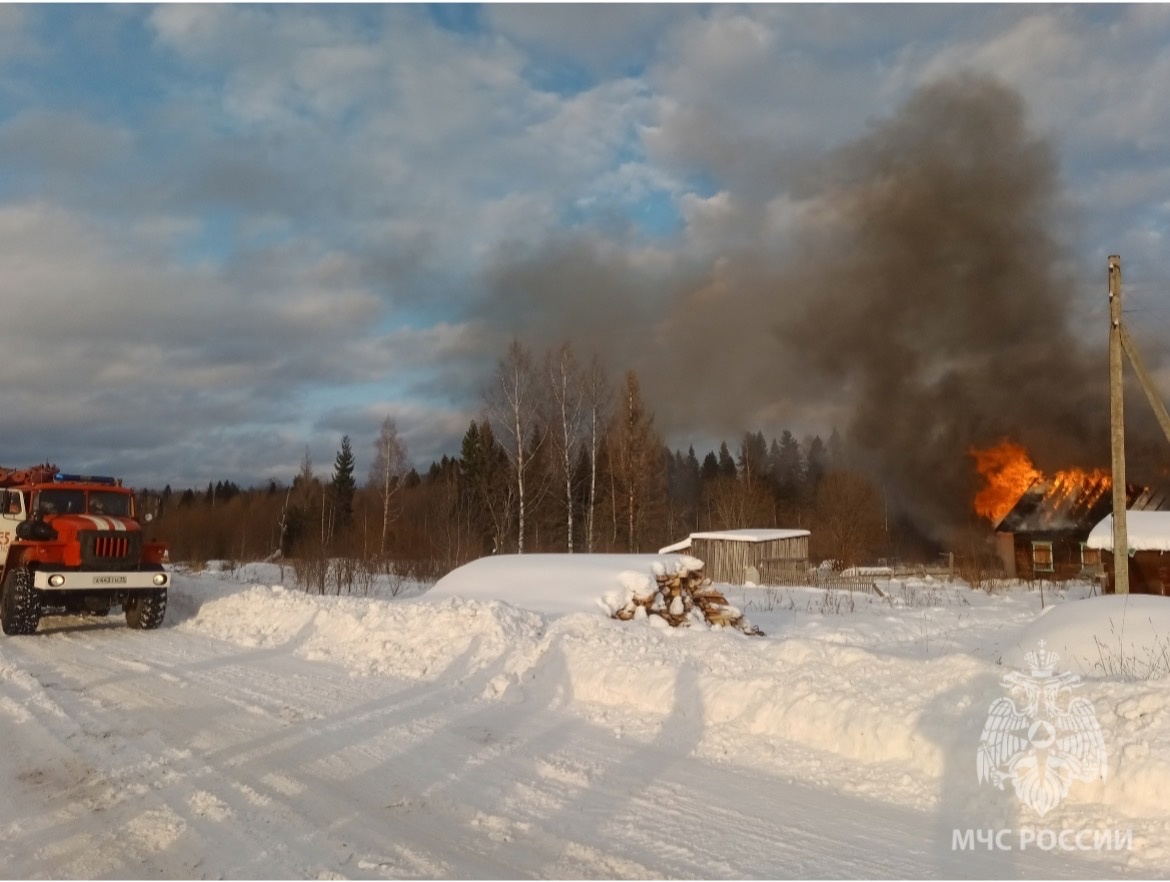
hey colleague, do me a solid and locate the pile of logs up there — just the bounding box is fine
[611,557,763,636]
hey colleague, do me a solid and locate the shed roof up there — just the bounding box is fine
[1087,511,1170,552]
[658,528,809,554]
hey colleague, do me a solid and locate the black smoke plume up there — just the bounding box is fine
[481,74,1162,541]
[774,74,1109,537]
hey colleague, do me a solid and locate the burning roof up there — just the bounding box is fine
[973,440,1116,531]
[994,475,1170,534]
[970,440,1168,534]
[994,472,1119,534]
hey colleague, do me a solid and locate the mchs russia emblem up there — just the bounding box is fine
[977,641,1107,817]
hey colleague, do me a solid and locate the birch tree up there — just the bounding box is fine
[545,342,585,551]
[368,415,409,556]
[582,354,612,552]
[485,340,546,554]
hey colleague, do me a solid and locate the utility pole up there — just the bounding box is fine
[1109,255,1130,594]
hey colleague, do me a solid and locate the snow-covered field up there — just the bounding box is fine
[2,555,1169,878]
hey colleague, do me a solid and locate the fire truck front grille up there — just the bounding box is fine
[94,535,129,558]
[80,531,141,571]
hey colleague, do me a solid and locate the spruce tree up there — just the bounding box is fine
[700,451,720,483]
[717,442,737,478]
[331,435,357,531]
[774,430,805,502]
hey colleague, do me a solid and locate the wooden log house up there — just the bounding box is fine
[992,475,1166,581]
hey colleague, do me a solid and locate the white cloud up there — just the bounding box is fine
[2,4,1170,487]
[148,5,234,58]
[483,5,674,75]
[0,5,37,62]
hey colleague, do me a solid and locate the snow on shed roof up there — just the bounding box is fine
[1086,511,1170,552]
[658,528,809,554]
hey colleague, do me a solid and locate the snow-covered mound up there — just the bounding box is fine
[1005,594,1170,679]
[427,553,690,616]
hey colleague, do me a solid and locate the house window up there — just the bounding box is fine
[1032,541,1054,573]
[1080,543,1101,568]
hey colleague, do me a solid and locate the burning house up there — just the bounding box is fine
[975,440,1169,581]
[991,476,1170,582]
[993,471,1120,581]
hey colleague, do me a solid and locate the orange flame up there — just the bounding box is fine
[971,442,1041,522]
[970,441,1111,523]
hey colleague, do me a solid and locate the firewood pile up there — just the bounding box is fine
[610,557,763,636]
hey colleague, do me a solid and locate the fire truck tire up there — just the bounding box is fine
[125,588,167,630]
[1,568,41,636]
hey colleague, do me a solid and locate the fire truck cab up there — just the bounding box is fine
[0,471,169,635]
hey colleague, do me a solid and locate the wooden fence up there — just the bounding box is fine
[756,564,955,592]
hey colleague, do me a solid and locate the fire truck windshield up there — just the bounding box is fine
[34,490,132,517]
[36,490,84,515]
[88,492,130,517]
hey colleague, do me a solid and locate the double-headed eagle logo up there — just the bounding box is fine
[977,641,1107,817]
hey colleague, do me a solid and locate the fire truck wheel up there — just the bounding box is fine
[125,588,167,630]
[1,568,41,636]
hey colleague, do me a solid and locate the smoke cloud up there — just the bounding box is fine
[480,74,1161,540]
[773,74,1109,536]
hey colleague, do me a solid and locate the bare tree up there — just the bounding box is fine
[705,475,772,530]
[582,354,612,552]
[607,370,662,551]
[485,340,547,554]
[545,342,585,551]
[812,470,886,567]
[425,461,477,572]
[368,415,410,557]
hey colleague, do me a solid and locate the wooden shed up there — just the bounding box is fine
[993,475,1158,581]
[1086,511,1170,596]
[658,529,810,585]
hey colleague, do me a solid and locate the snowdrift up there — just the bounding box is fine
[427,553,690,616]
[166,563,1170,838]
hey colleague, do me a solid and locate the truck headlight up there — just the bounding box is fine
[48,574,65,587]
[152,573,168,586]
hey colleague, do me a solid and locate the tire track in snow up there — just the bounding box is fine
[0,622,461,878]
[0,615,1148,879]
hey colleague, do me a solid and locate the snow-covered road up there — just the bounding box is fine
[0,566,1154,879]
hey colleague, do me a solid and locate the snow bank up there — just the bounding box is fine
[1004,594,1170,679]
[427,553,691,616]
[169,575,546,681]
[165,567,1170,832]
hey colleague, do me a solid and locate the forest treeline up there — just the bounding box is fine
[141,340,940,585]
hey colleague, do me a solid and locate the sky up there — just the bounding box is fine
[3,4,1170,491]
